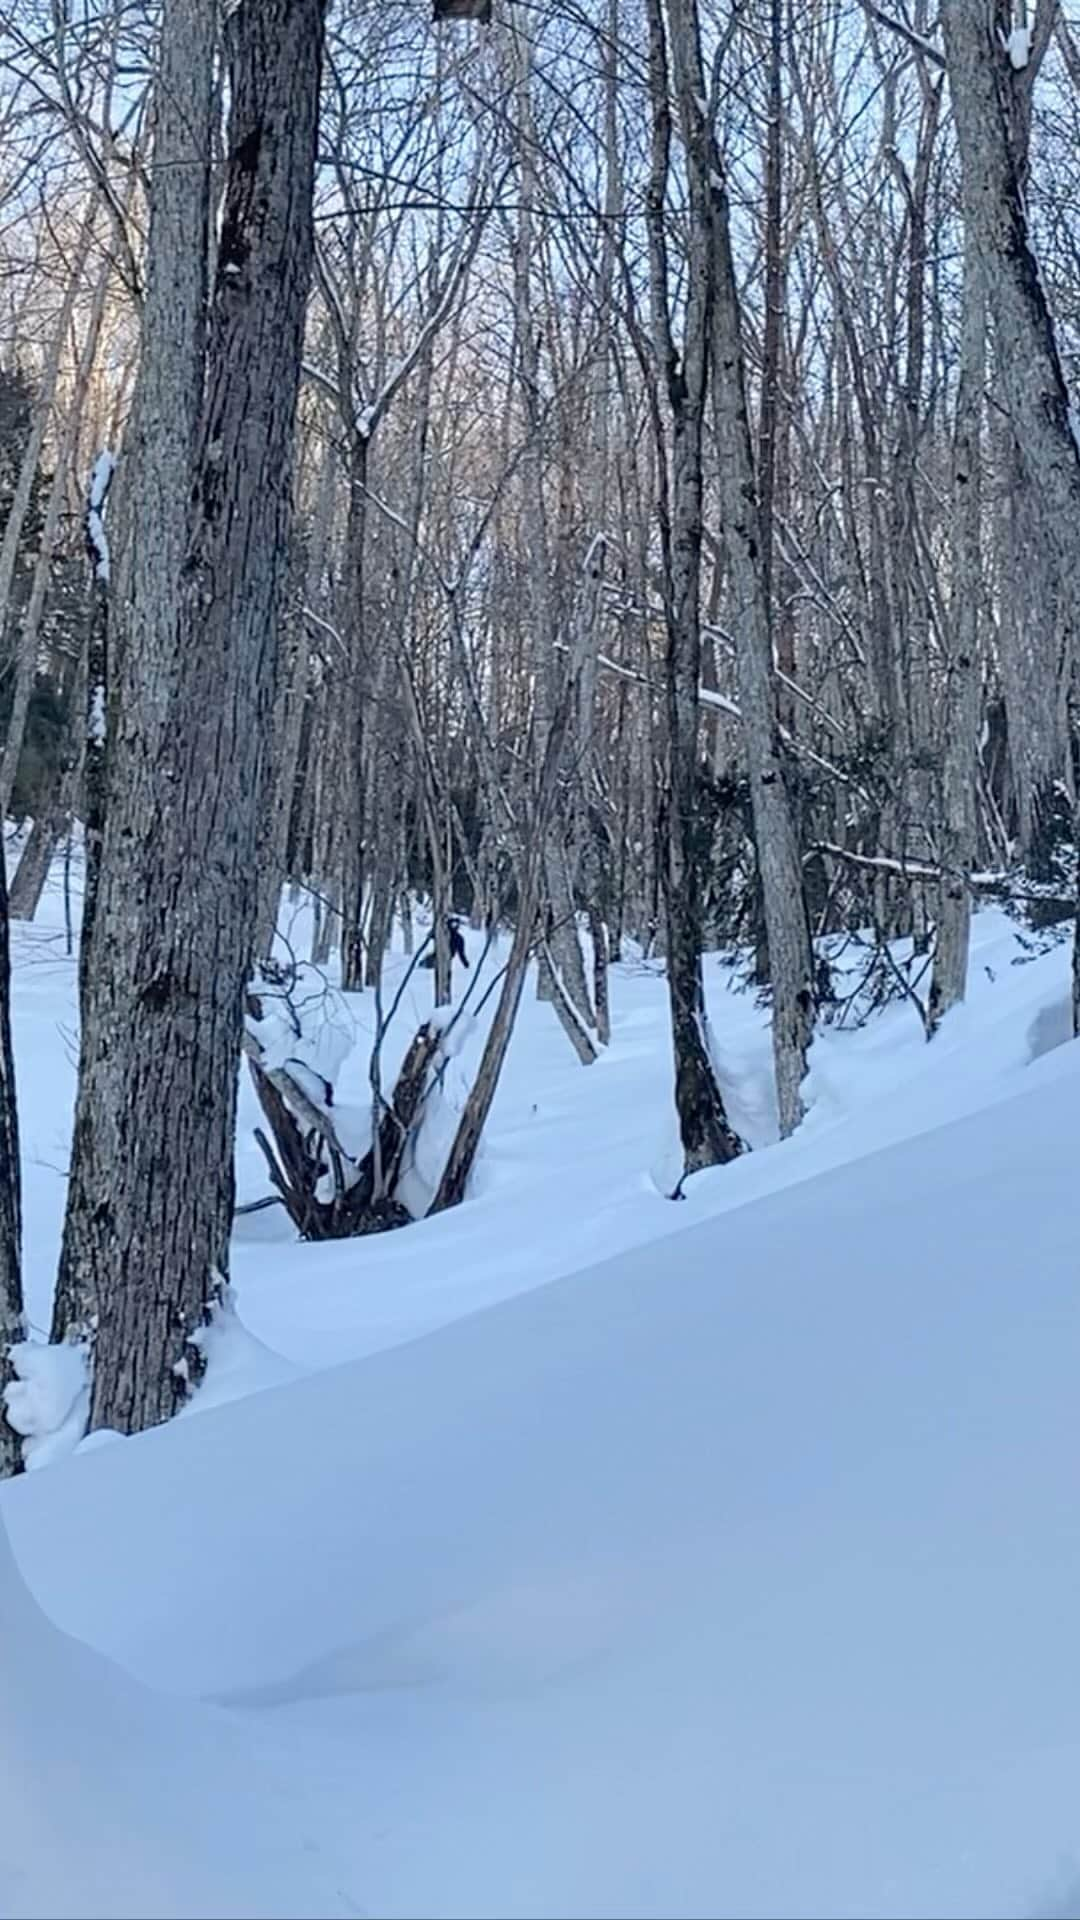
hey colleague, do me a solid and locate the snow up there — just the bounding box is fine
[88,449,115,512]
[2,865,1080,1916]
[3,1338,89,1470]
[0,1521,355,1918]
[1004,22,1032,69]
[88,684,106,743]
[85,449,115,583]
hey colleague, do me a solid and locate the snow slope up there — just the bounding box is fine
[4,1035,1080,1918]
[0,1522,357,1919]
[227,904,1080,1376]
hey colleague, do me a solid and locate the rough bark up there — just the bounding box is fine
[645,0,744,1176]
[52,0,217,1349]
[941,0,1080,1032]
[79,457,113,1006]
[56,0,325,1435]
[668,0,814,1139]
[928,237,984,1034]
[0,832,22,1480]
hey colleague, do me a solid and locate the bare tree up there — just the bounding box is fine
[55,0,326,1435]
[941,0,1080,1027]
[928,231,984,1034]
[643,0,744,1177]
[666,0,815,1137]
[0,831,22,1479]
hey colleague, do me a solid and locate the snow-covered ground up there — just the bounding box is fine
[2,864,1079,1917]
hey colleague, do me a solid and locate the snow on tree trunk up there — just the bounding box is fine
[56,0,326,1435]
[78,451,115,1005]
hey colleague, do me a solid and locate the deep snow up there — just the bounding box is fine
[2,858,1079,1918]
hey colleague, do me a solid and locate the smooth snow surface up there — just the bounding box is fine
[2,862,1079,1917]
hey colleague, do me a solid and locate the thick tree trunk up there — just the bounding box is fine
[941,0,1080,1032]
[668,0,814,1140]
[52,0,217,1349]
[645,0,743,1176]
[0,833,22,1479]
[56,0,325,1436]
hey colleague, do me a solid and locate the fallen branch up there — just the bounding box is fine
[243,999,443,1240]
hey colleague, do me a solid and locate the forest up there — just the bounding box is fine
[0,0,1079,1455]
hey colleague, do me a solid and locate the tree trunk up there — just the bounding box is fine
[941,0,1080,1030]
[0,832,23,1480]
[56,0,325,1436]
[0,243,114,821]
[0,201,96,680]
[510,21,596,1042]
[339,431,369,991]
[928,236,984,1034]
[430,552,601,1211]
[52,0,217,1351]
[254,425,335,959]
[668,0,814,1139]
[645,0,744,1174]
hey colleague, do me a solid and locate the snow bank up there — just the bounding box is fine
[5,1052,1080,1918]
[3,1339,89,1469]
[0,1518,356,1918]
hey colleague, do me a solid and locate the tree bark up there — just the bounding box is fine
[0,231,115,821]
[941,0,1080,1032]
[668,0,815,1139]
[928,234,984,1034]
[56,0,325,1436]
[52,0,218,1350]
[645,0,744,1176]
[0,831,22,1480]
[0,202,96,684]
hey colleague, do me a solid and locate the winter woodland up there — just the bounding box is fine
[0,1,1078,1483]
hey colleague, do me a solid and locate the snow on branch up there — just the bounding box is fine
[1001,22,1032,68]
[85,449,116,584]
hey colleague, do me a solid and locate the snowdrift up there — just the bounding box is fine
[0,1518,353,1919]
[4,1047,1080,1918]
